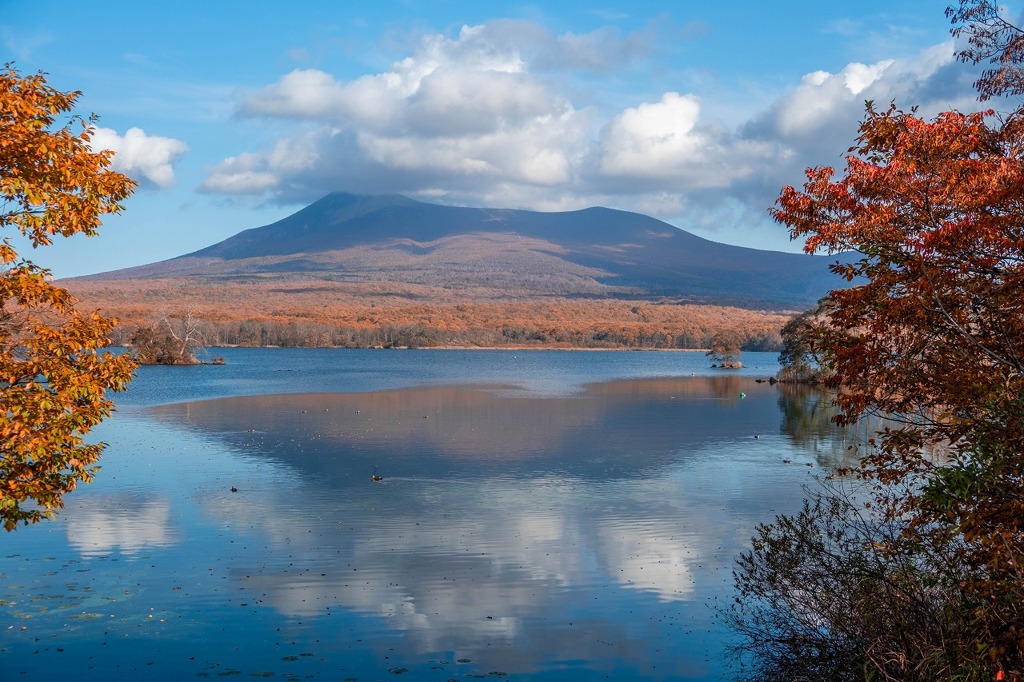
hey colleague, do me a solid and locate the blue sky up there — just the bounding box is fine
[2,1,1007,277]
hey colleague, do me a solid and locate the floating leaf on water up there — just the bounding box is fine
[68,612,104,621]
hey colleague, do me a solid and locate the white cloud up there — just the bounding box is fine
[207,23,588,199]
[594,92,782,193]
[844,60,893,94]
[407,69,556,135]
[240,24,535,131]
[92,127,188,188]
[767,60,897,138]
[752,46,961,143]
[199,132,326,195]
[242,68,348,119]
[201,22,977,243]
[198,155,280,194]
[599,92,703,177]
[359,105,580,185]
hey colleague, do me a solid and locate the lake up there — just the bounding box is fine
[0,349,855,681]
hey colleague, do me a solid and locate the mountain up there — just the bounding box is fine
[79,192,842,309]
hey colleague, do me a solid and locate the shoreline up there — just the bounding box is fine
[205,344,716,352]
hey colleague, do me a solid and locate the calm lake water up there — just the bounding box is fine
[0,349,856,681]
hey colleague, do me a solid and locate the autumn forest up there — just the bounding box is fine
[68,277,789,351]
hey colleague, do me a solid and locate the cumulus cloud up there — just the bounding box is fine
[242,68,347,120]
[206,23,587,199]
[240,24,538,130]
[723,41,974,219]
[200,20,980,241]
[746,43,966,145]
[200,131,324,195]
[584,91,789,208]
[92,127,188,188]
[198,152,281,195]
[763,60,897,139]
[599,92,703,176]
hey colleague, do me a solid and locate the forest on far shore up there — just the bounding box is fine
[69,277,791,351]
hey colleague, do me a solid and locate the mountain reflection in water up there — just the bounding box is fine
[152,376,795,472]
[1,375,853,681]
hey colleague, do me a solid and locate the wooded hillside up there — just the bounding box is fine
[65,193,838,351]
[68,277,790,351]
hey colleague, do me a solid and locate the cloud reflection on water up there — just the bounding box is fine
[138,377,833,672]
[64,495,180,557]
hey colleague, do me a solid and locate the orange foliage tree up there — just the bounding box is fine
[0,66,136,530]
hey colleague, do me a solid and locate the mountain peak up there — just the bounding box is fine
[89,192,841,309]
[305,191,422,219]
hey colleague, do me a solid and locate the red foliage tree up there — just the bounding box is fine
[771,100,1024,672]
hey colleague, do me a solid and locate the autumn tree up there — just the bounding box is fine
[0,66,136,530]
[948,0,1024,100]
[730,5,1024,678]
[775,299,828,383]
[736,103,1024,680]
[129,326,188,365]
[706,329,742,368]
[129,310,207,365]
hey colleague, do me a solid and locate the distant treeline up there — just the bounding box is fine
[109,318,783,351]
[75,288,792,353]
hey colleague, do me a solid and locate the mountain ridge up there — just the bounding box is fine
[79,192,841,310]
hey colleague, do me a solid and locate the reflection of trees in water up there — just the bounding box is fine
[777,385,880,469]
[708,374,744,401]
[778,386,945,472]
